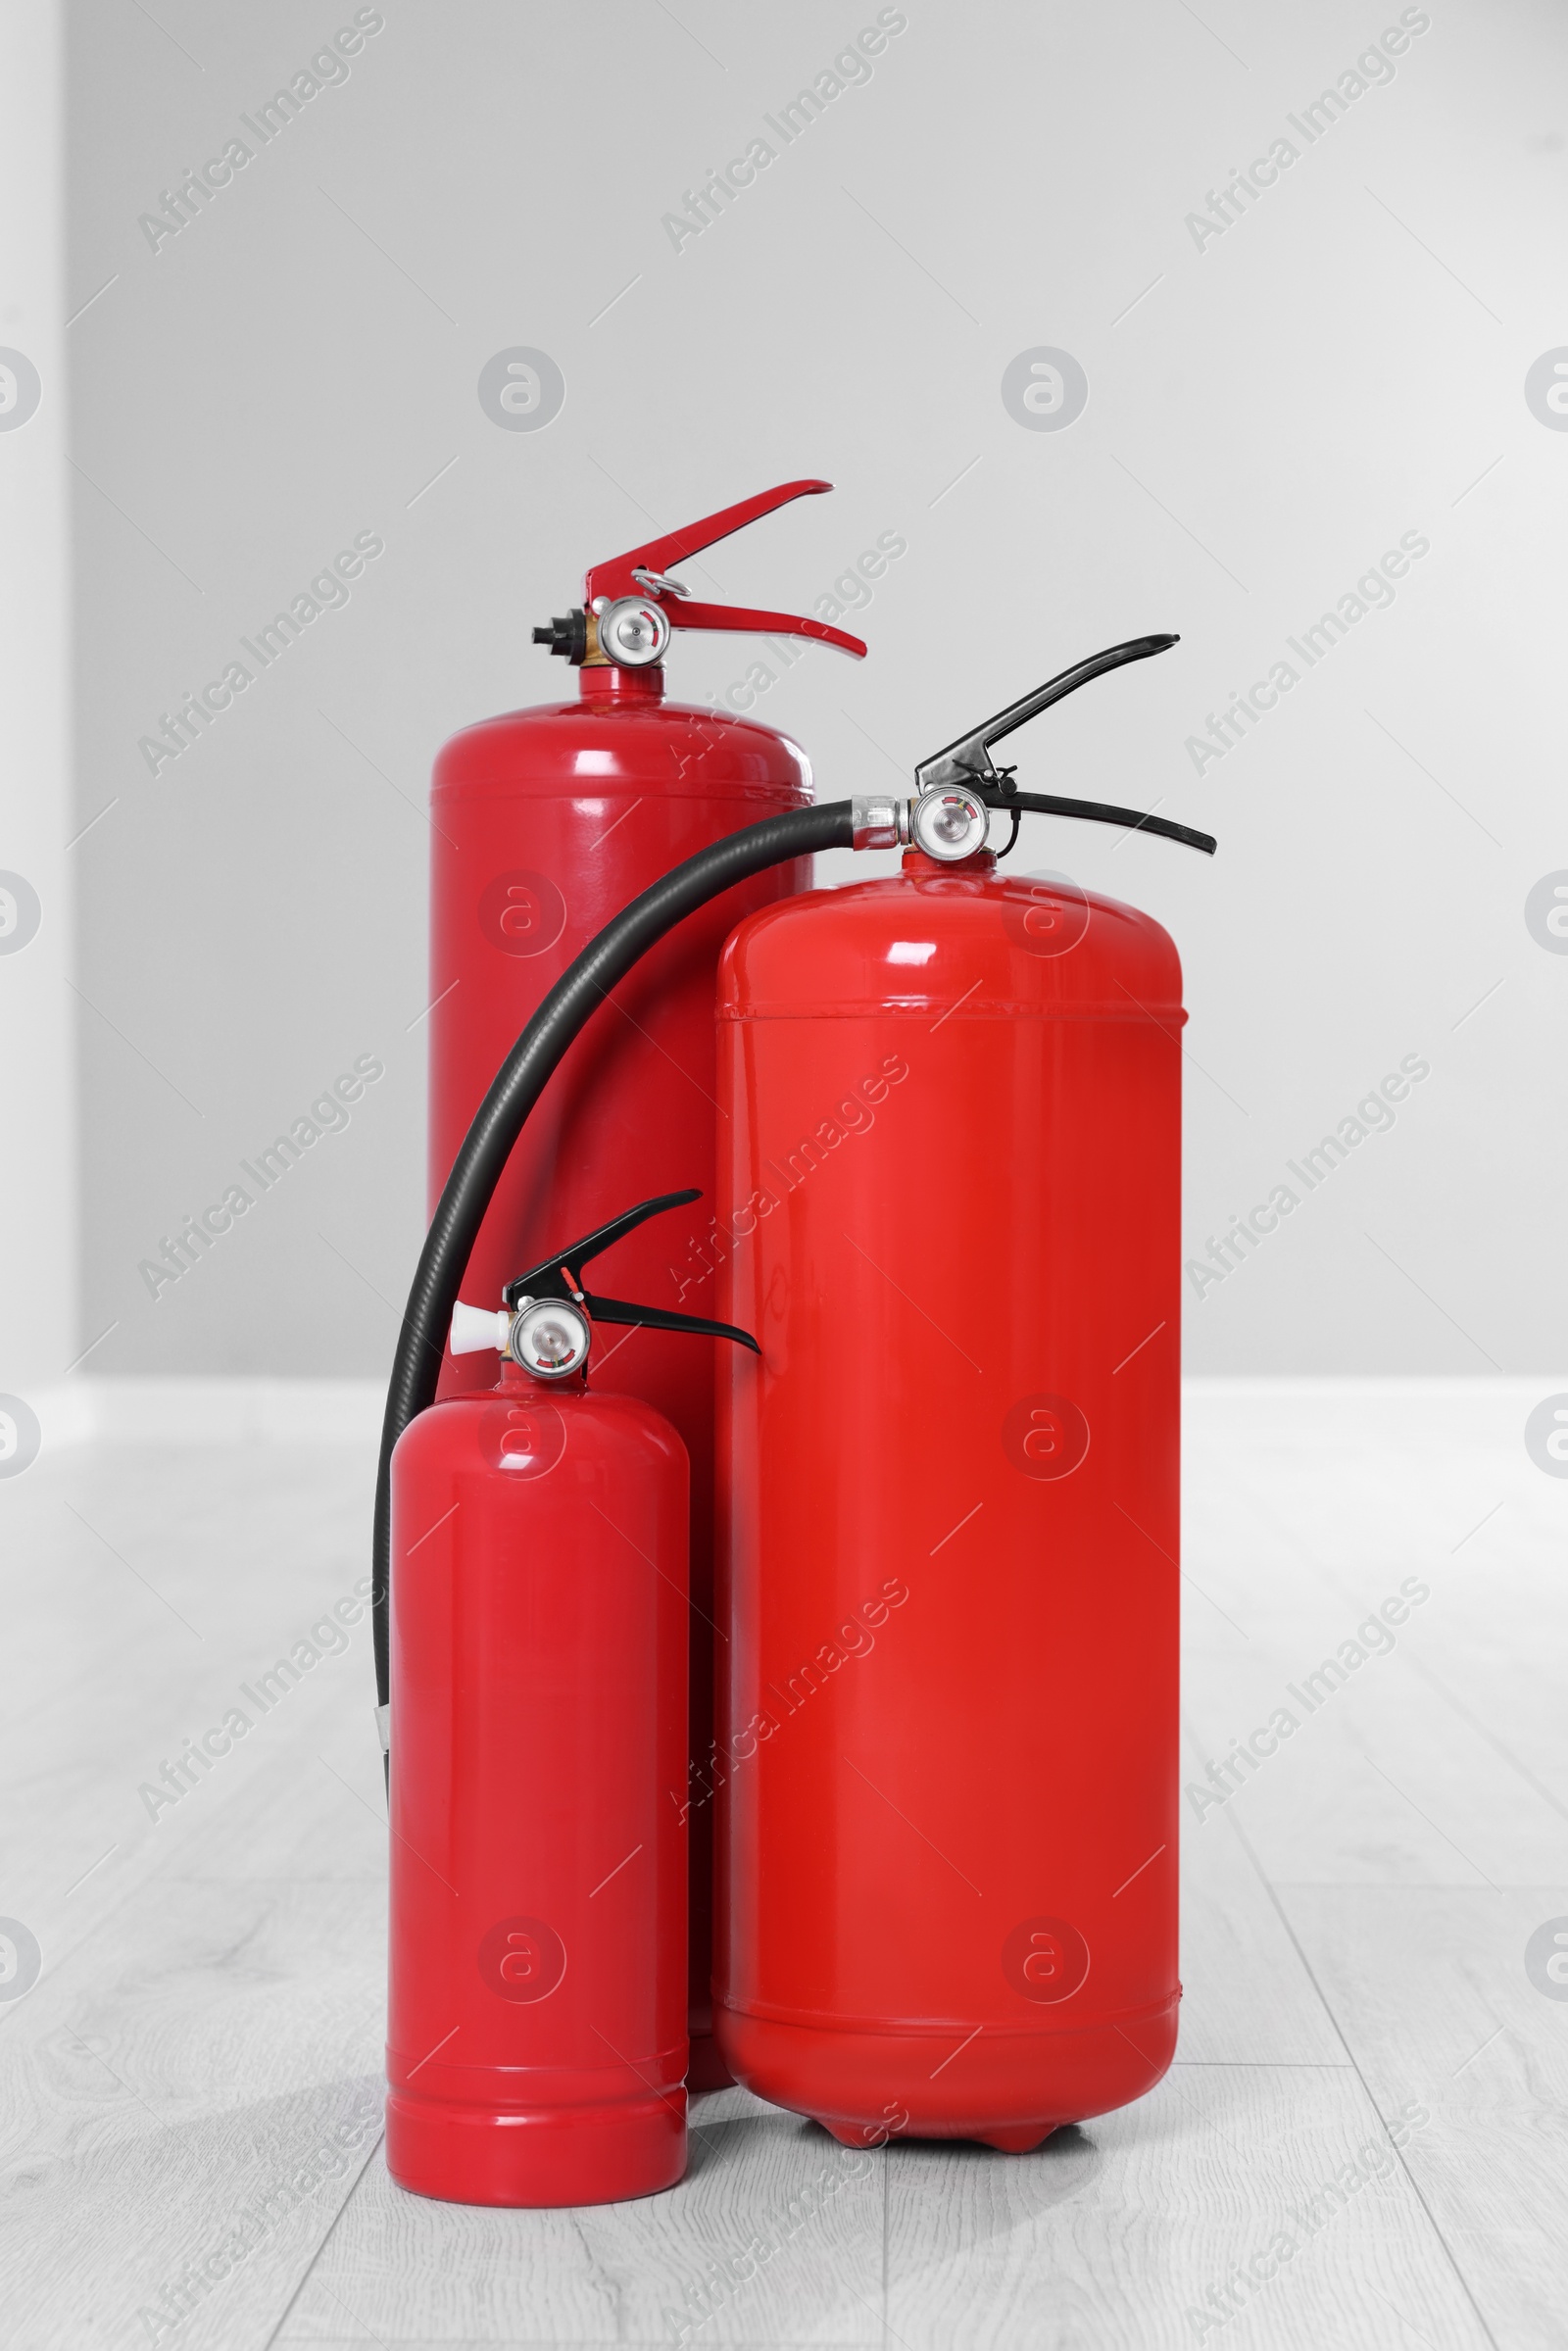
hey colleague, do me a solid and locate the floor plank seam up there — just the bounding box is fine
[260,2129,386,2351]
[1225,1805,1507,2351]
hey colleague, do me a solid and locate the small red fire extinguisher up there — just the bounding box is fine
[424,480,865,2089]
[385,1191,758,2208]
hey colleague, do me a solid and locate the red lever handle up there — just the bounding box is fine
[583,478,867,661]
[584,478,830,600]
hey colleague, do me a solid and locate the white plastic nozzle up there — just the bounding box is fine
[450,1302,511,1357]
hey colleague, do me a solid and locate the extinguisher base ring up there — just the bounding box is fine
[385,2085,687,2209]
[713,1991,1178,2148]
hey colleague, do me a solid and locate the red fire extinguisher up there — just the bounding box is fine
[424,479,864,2089]
[710,659,1205,2148]
[373,631,1213,2172]
[386,1190,759,2207]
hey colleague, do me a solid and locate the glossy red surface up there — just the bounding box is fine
[386,1359,689,2205]
[427,662,810,2085]
[712,851,1184,2147]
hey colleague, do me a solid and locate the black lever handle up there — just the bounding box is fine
[504,1189,759,1352]
[507,1188,701,1296]
[914,635,1180,793]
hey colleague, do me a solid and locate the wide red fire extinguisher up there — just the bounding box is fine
[386,1191,759,2207]
[711,657,1206,2147]
[424,480,865,2086]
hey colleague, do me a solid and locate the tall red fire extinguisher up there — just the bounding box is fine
[386,1191,760,2207]
[710,659,1206,2147]
[423,481,865,2087]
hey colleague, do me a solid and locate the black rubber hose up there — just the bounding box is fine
[371,784,1217,1710]
[371,800,855,1708]
[979,788,1216,857]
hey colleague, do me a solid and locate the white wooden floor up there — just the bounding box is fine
[3,1379,1565,2350]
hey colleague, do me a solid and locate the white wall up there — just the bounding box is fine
[2,0,77,1448]
[58,0,1568,1377]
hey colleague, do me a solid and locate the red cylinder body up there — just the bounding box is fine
[713,850,1183,2148]
[386,1359,689,2205]
[428,664,810,2085]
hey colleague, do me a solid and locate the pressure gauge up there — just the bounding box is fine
[596,596,672,667]
[910,784,990,862]
[509,1298,592,1379]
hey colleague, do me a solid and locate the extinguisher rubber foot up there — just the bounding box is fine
[385,2089,686,2209]
[820,2119,895,2150]
[978,2123,1061,2154]
[818,2115,1058,2153]
[822,2116,1067,2153]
